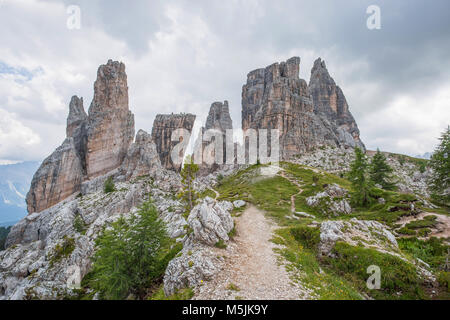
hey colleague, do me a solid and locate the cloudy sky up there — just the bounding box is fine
[0,0,449,164]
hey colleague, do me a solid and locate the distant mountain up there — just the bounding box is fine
[0,161,40,224]
[415,152,432,160]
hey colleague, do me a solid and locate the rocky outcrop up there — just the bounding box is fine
[163,197,234,296]
[306,183,352,216]
[25,138,84,214]
[2,171,184,299]
[318,218,399,258]
[241,57,364,160]
[205,101,233,132]
[196,101,235,171]
[119,129,161,180]
[85,60,135,178]
[187,197,234,246]
[309,58,364,149]
[151,113,196,171]
[26,60,136,214]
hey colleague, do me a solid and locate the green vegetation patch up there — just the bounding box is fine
[325,242,423,300]
[49,235,75,267]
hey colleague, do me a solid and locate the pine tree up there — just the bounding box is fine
[428,126,450,205]
[89,199,169,299]
[348,147,373,207]
[369,148,396,190]
[179,155,199,211]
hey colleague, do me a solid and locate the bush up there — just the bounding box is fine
[49,236,75,267]
[290,226,320,250]
[398,237,449,271]
[103,176,116,194]
[438,272,450,291]
[73,215,87,234]
[326,242,423,299]
[86,199,172,299]
[214,239,227,249]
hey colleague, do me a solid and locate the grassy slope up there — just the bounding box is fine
[213,162,449,300]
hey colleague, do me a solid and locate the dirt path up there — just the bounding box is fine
[278,171,304,214]
[396,212,450,239]
[193,205,312,300]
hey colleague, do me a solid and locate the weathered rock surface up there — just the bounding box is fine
[205,101,233,132]
[318,218,399,258]
[309,58,364,149]
[2,171,184,300]
[26,60,136,214]
[187,197,234,246]
[163,197,234,295]
[292,146,432,198]
[241,57,364,160]
[119,129,161,180]
[85,60,135,178]
[306,183,352,216]
[195,101,236,173]
[26,138,84,214]
[151,113,196,171]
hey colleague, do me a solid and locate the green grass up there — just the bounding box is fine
[325,242,424,300]
[48,235,75,267]
[149,286,194,300]
[398,237,449,271]
[272,227,362,300]
[405,215,437,229]
[214,239,227,249]
[212,162,446,300]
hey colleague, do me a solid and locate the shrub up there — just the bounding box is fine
[398,237,449,271]
[214,239,227,249]
[290,226,320,250]
[86,199,172,299]
[49,236,75,267]
[73,215,87,234]
[103,176,116,194]
[438,272,450,291]
[326,242,423,299]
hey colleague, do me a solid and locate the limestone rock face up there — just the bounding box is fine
[85,60,135,178]
[119,129,161,180]
[205,101,233,132]
[318,218,398,258]
[151,113,196,171]
[242,57,332,159]
[309,58,364,149]
[26,138,84,214]
[163,197,234,296]
[66,96,88,173]
[26,60,136,214]
[187,197,234,246]
[242,57,364,160]
[196,101,234,172]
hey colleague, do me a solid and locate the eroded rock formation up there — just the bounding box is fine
[85,60,135,178]
[151,113,196,171]
[241,57,364,160]
[119,129,161,180]
[309,58,364,149]
[26,60,135,214]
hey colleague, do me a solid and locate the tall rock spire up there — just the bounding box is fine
[26,60,136,214]
[309,58,364,149]
[85,60,135,178]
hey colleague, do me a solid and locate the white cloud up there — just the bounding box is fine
[0,0,449,162]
